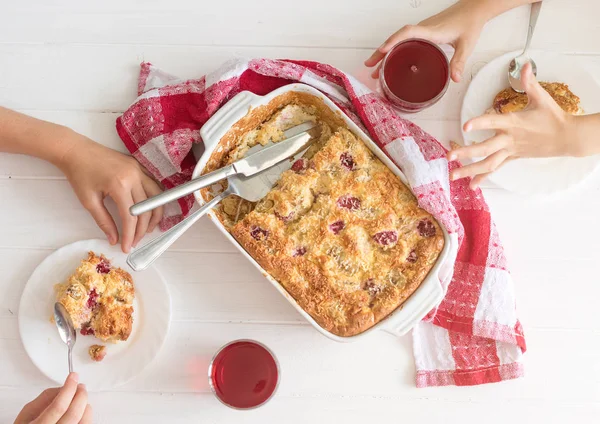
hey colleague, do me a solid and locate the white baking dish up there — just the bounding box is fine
[191,83,450,342]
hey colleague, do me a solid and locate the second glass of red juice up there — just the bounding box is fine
[379,38,450,113]
[208,339,279,409]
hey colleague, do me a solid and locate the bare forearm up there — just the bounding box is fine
[468,0,542,22]
[568,113,600,157]
[0,107,164,252]
[0,107,79,168]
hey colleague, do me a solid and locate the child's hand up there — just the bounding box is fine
[365,0,488,82]
[0,107,163,252]
[447,63,574,189]
[14,373,92,424]
[59,133,163,253]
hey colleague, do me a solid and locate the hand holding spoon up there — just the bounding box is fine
[54,302,76,373]
[508,2,542,93]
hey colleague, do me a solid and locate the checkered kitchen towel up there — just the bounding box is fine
[116,59,526,387]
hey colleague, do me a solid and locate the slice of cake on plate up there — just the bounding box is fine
[54,252,135,343]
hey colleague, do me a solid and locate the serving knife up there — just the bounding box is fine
[130,121,316,216]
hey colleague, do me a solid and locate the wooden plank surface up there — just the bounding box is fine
[1,0,599,422]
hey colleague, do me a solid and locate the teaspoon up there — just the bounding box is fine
[54,302,76,373]
[508,2,542,93]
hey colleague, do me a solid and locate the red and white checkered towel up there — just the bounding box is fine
[116,59,526,387]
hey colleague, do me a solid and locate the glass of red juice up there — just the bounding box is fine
[208,339,279,409]
[379,38,450,113]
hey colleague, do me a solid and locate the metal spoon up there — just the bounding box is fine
[508,2,542,93]
[54,302,76,373]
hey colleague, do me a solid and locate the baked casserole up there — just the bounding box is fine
[201,92,444,336]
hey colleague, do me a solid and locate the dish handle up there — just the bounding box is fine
[381,278,444,338]
[200,91,261,151]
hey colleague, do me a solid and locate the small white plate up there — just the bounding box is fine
[461,50,600,196]
[19,239,171,391]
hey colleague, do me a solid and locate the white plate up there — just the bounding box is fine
[19,239,171,391]
[461,50,600,196]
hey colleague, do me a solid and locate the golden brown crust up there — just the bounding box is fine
[54,252,135,343]
[199,92,347,228]
[203,93,444,337]
[492,82,583,114]
[90,303,134,342]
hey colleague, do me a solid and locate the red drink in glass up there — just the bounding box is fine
[208,340,279,409]
[379,38,450,113]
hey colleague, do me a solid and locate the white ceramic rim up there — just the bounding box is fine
[192,83,450,342]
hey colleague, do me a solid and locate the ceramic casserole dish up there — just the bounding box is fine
[191,83,450,342]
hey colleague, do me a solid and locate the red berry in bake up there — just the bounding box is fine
[96,260,111,274]
[250,225,269,241]
[80,324,95,336]
[291,158,308,173]
[329,220,345,234]
[493,98,511,114]
[337,195,361,210]
[363,279,382,296]
[86,289,99,309]
[406,250,418,263]
[275,211,295,223]
[293,247,307,257]
[340,152,355,170]
[373,230,398,246]
[417,219,436,237]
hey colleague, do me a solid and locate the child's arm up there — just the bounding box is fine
[365,0,542,82]
[448,63,600,189]
[0,107,163,252]
[0,107,78,164]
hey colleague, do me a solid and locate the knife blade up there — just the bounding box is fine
[231,121,315,176]
[129,121,316,216]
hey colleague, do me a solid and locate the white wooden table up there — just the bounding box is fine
[2,1,600,422]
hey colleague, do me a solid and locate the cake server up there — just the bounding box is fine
[130,121,316,216]
[127,130,316,271]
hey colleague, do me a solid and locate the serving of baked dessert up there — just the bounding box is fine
[54,252,135,343]
[89,345,107,362]
[491,82,583,114]
[201,92,444,337]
